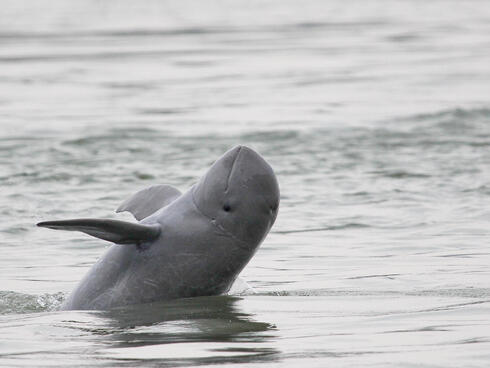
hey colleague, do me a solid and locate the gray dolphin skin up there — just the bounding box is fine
[37,146,280,310]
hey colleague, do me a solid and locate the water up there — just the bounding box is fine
[1,0,490,366]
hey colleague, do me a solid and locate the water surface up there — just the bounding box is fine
[1,1,490,367]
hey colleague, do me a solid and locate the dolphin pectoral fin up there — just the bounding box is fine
[116,184,182,220]
[37,218,161,245]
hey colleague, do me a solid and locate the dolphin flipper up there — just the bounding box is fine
[37,219,161,245]
[116,184,182,220]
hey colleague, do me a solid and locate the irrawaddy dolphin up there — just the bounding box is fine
[37,146,280,310]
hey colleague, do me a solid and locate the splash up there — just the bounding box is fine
[0,291,65,315]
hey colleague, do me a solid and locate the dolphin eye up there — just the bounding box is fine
[223,204,231,212]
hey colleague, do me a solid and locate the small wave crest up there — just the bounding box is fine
[227,277,257,296]
[410,107,490,123]
[403,107,490,136]
[0,291,65,315]
[259,287,490,298]
[272,223,368,234]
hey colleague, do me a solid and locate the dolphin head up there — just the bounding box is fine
[192,145,280,249]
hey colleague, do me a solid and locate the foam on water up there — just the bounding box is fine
[0,291,64,314]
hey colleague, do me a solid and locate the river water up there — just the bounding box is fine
[1,0,490,367]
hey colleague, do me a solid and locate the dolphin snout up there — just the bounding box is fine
[229,145,280,205]
[229,145,261,168]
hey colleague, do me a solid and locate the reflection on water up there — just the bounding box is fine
[99,296,278,365]
[0,296,278,367]
[102,296,275,343]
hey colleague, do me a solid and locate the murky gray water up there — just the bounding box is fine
[1,0,490,366]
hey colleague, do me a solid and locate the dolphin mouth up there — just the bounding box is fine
[191,144,278,250]
[210,219,252,250]
[190,187,252,251]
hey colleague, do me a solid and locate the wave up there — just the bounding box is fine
[272,223,369,234]
[259,287,490,299]
[0,291,64,315]
[408,107,490,123]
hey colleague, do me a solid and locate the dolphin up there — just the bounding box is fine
[37,145,280,310]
